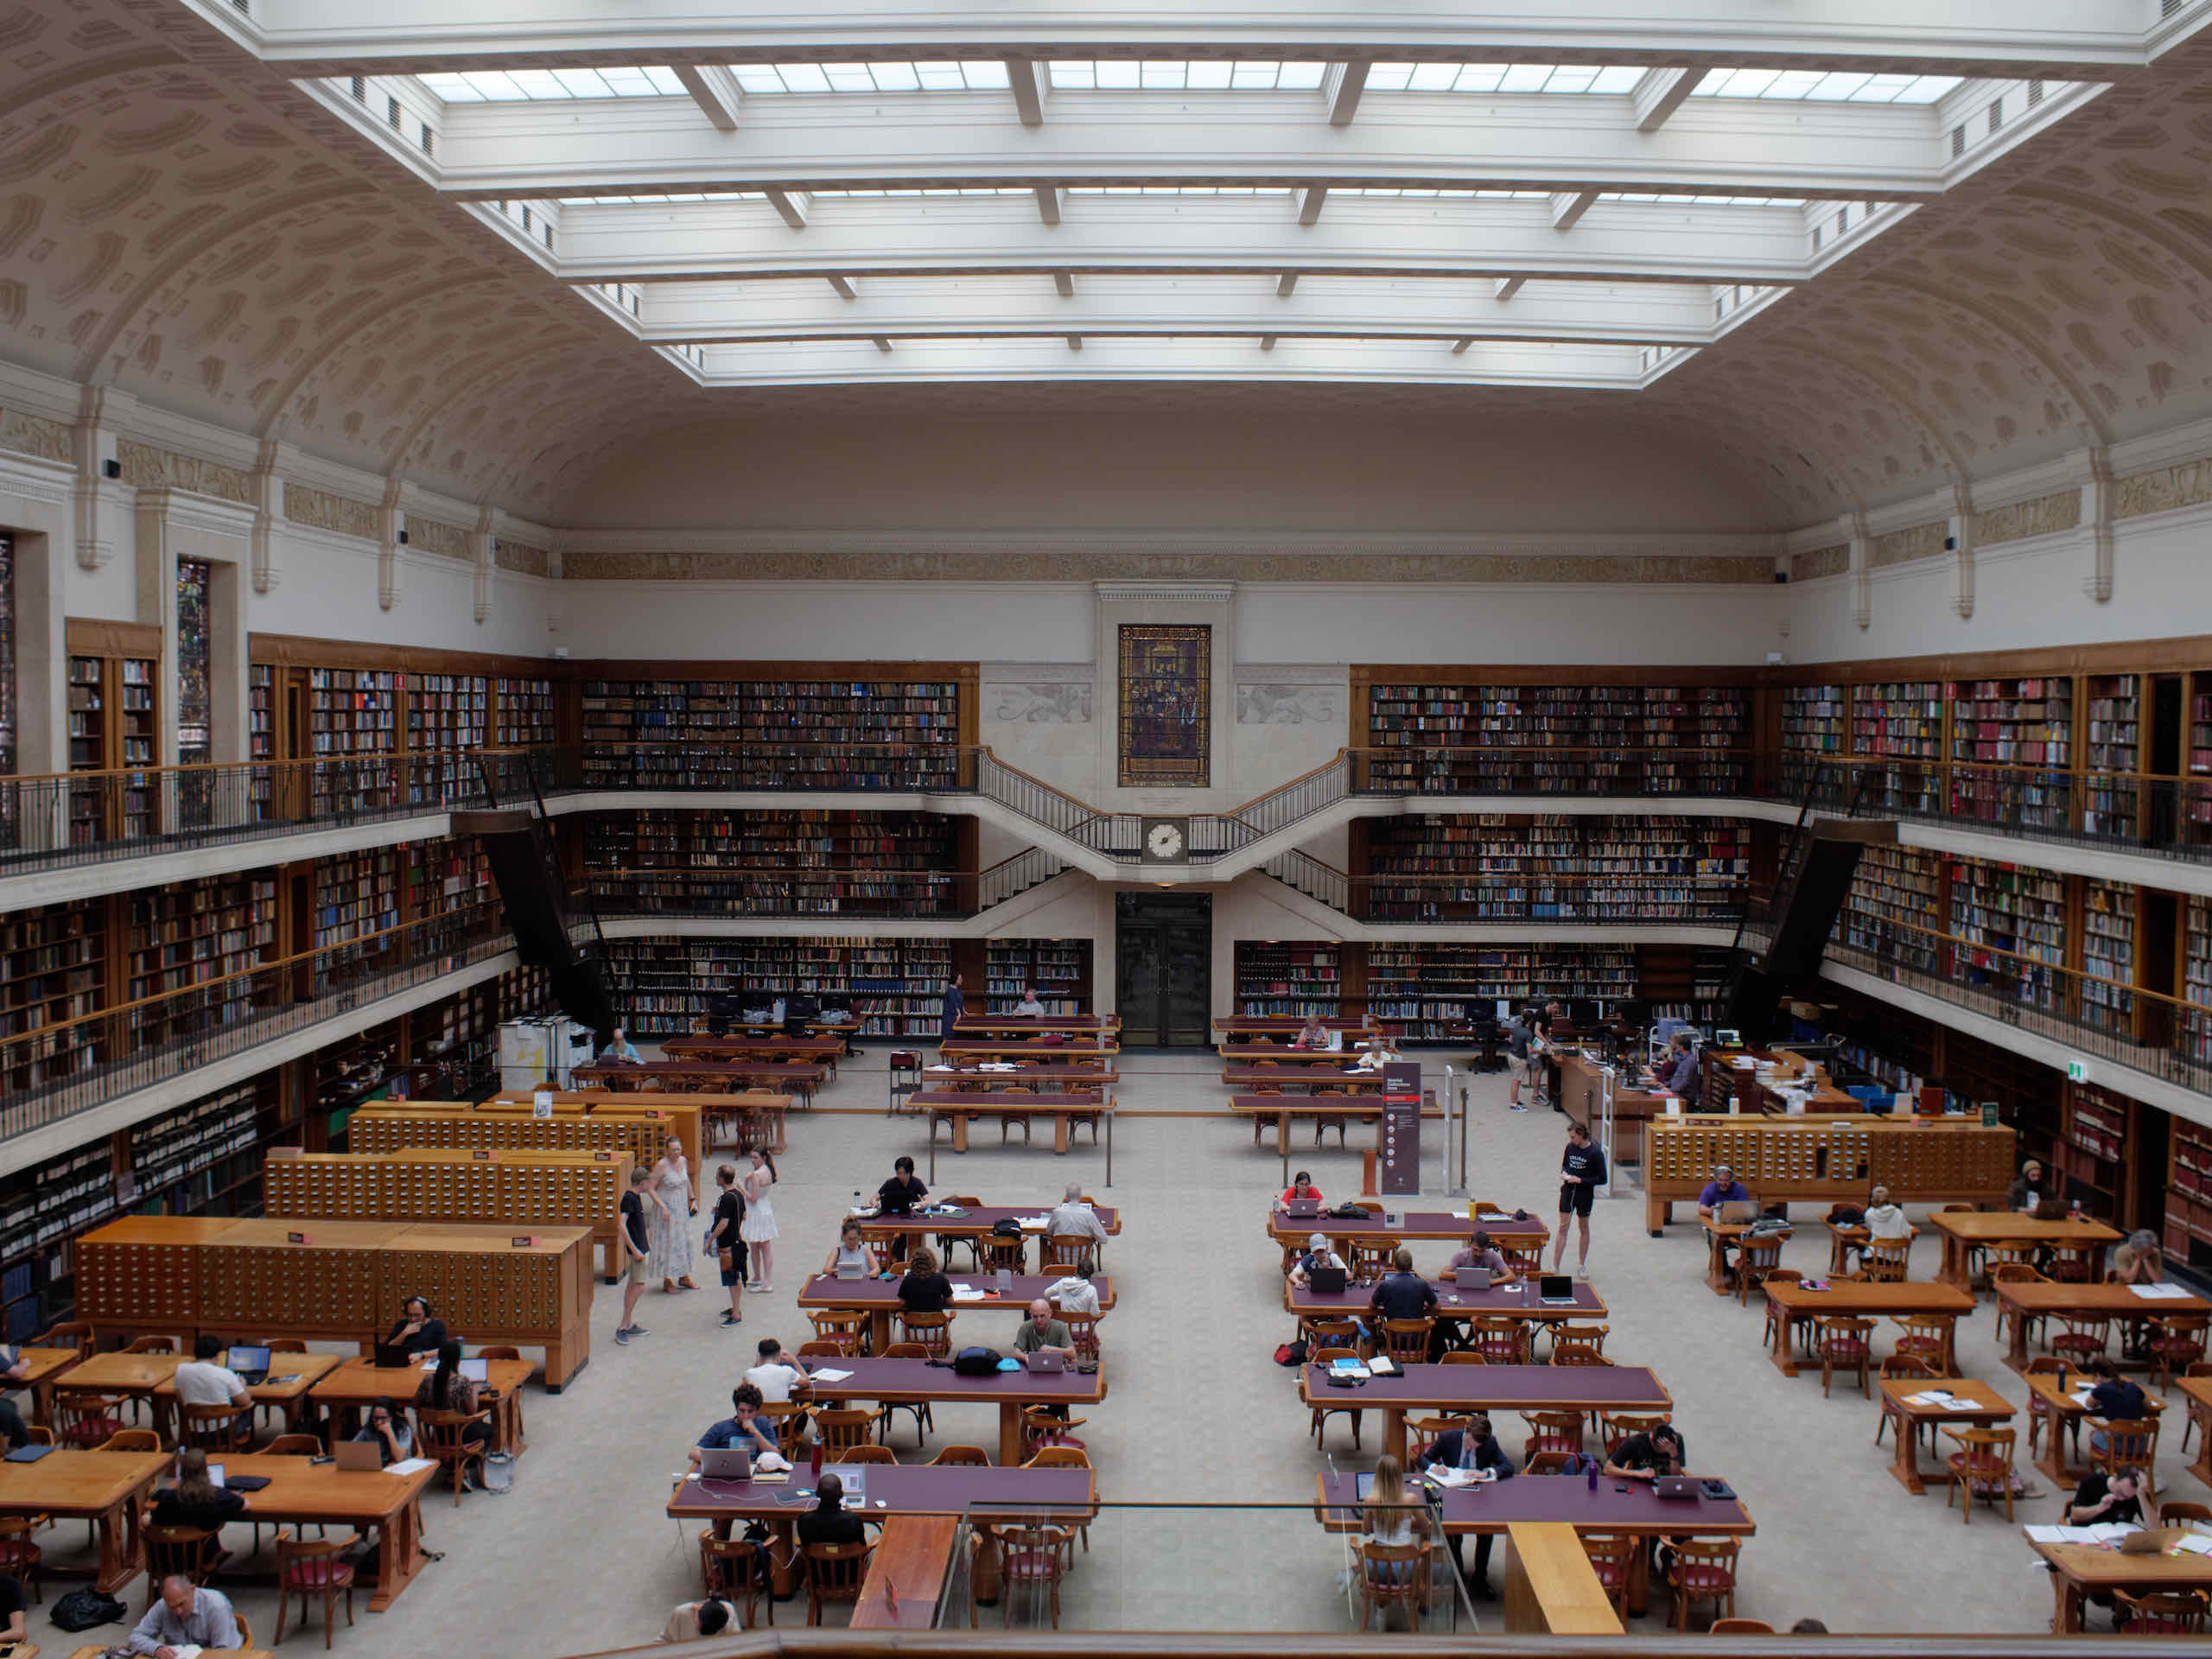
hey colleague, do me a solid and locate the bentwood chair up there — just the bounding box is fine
[1579,1532,1637,1623]
[802,1540,873,1625]
[1942,1427,2017,1524]
[2086,1415,2160,1505]
[874,1343,935,1448]
[1815,1317,1876,1400]
[1379,1319,1434,1368]
[699,1532,772,1628]
[2113,1590,2209,1634]
[811,1408,876,1462]
[416,1408,492,1506]
[931,1446,990,1466]
[276,1529,360,1649]
[1522,1410,1586,1464]
[1354,1541,1431,1631]
[2050,1313,2113,1369]
[1664,1538,1741,1630]
[2147,1315,2210,1390]
[141,1525,224,1605]
[1309,1348,1364,1451]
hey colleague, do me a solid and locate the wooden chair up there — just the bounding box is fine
[931,1445,990,1466]
[1465,1315,1528,1366]
[1346,1238,1395,1285]
[1549,1323,1610,1366]
[2147,1315,2210,1390]
[1981,1241,2041,1281]
[181,1402,251,1453]
[698,1532,772,1628]
[993,1098,1035,1148]
[1249,1090,1282,1146]
[1380,1319,1434,1367]
[1991,1264,2050,1350]
[123,1336,175,1355]
[797,1339,850,1363]
[2113,1590,2209,1634]
[1064,1095,1107,1148]
[470,1346,525,1446]
[95,1428,161,1452]
[1300,1315,1359,1353]
[266,1433,325,1456]
[2087,1415,2160,1504]
[261,1338,310,1353]
[2185,1362,2212,1454]
[1599,1411,1671,1457]
[973,1523,1075,1628]
[1759,1270,1804,1357]
[840,1445,898,1465]
[1815,1316,1876,1400]
[1019,1446,1092,1550]
[416,1408,492,1506]
[1522,1452,1581,1476]
[812,1407,876,1462]
[897,1311,954,1358]
[753,1402,804,1451]
[236,1612,253,1646]
[935,1200,987,1270]
[1311,1096,1352,1150]
[54,1389,130,1448]
[1890,1313,1956,1376]
[1020,1407,1087,1459]
[1861,1239,1911,1283]
[977,1234,1027,1274]
[1579,1532,1637,1623]
[1039,1233,1091,1274]
[806,1311,869,1357]
[801,1539,872,1625]
[1942,1426,2016,1524]
[1735,1231,1792,1305]
[2021,1355,2069,1459]
[1664,1537,1740,1630]
[0,1516,42,1605]
[2050,1312,2113,1368]
[1407,1414,1471,1463]
[35,1321,93,1359]
[1713,1618,1777,1634]
[276,1529,359,1649]
[142,1525,223,1605]
[1060,1311,1101,1369]
[1499,1243,1545,1278]
[2046,1244,2098,1284]
[2158,1501,2212,1528]
[872,1342,935,1447]
[1522,1410,1585,1464]
[1440,1351,1489,1366]
[1354,1541,1430,1630]
[1309,1347,1363,1450]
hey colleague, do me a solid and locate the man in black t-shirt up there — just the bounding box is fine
[617,1167,653,1346]
[1554,1122,1605,1277]
[1604,1425,1686,1480]
[798,1471,869,1549]
[1368,1248,1446,1359]
[2066,1467,2145,1527]
[876,1155,929,1263]
[709,1164,748,1329]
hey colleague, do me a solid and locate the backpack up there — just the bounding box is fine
[1333,1203,1369,1220]
[952,1346,1002,1376]
[1274,1338,1309,1368]
[991,1217,1025,1238]
[52,1589,127,1631]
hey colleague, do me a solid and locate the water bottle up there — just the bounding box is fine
[1586,1459,1598,1494]
[810,1436,823,1479]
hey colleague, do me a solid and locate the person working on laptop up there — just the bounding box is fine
[690,1382,785,1471]
[1553,1122,1605,1279]
[1446,1231,1515,1283]
[873,1154,928,1264]
[1287,1232,1345,1288]
[1369,1249,1446,1359]
[798,1471,870,1548]
[1604,1422,1686,1482]
[1277,1170,1325,1211]
[1047,1251,1102,1316]
[385,1294,448,1360]
[1014,1299,1074,1362]
[2006,1160,2047,1213]
[174,1333,252,1444]
[1045,1181,1109,1245]
[1695,1166,1750,1224]
[1644,1032,1700,1096]
[352,1397,413,1465]
[1012,985,1049,1018]
[150,1447,248,1531]
[126,1573,243,1655]
[599,1024,642,1064]
[823,1221,883,1280]
[1414,1412,1515,1596]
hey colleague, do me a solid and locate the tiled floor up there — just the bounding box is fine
[15,1046,2188,1650]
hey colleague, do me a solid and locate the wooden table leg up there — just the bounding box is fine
[1625,1538,1652,1618]
[868,1309,893,1354]
[2189,1402,2212,1489]
[1936,1235,1968,1291]
[92,1497,138,1594]
[1704,1232,1732,1296]
[998,1403,1025,1466]
[954,1116,969,1154]
[1382,1407,1408,1464]
[366,1494,429,1611]
[1886,1404,1928,1494]
[1770,1310,1802,1378]
[1053,1115,1070,1155]
[2050,1569,2082,1634]
[2006,1306,2031,1374]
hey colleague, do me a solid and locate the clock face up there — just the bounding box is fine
[1147,821,1185,859]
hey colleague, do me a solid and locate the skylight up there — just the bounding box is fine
[423,67,685,100]
[1691,70,1961,102]
[730,61,1010,93]
[1064,185,1294,197]
[1365,63,1646,94]
[809,188,1036,199]
[1046,60,1326,91]
[557,192,761,205]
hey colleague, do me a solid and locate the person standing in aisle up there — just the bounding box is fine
[940,975,965,1041]
[1553,1121,1605,1279]
[741,1147,779,1293]
[616,1166,653,1345]
[650,1135,697,1294]
[709,1163,747,1329]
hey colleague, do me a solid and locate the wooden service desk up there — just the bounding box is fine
[572,1059,825,1103]
[798,1272,1114,1352]
[49,1349,339,1444]
[2028,1531,2212,1633]
[851,1514,958,1629]
[955,1014,1118,1038]
[1267,1208,1549,1253]
[2183,1375,2212,1490]
[1875,1378,2015,1494]
[72,1217,596,1390]
[264,1148,633,1283]
[1762,1281,1974,1377]
[5,1345,85,1426]
[1552,1050,1670,1167]
[915,1090,1109,1155]
[2021,1367,2167,1486]
[194,1449,440,1611]
[1221,1067,1385,1096]
[1297,1363,1669,1463]
[0,1448,168,1592]
[661,1036,843,1072]
[852,1205,1122,1255]
[918,1065,1116,1090]
[1993,1281,2212,1373]
[1644,1115,2015,1236]
[312,1353,537,1452]
[773,1355,1106,1466]
[1928,1211,2122,1291]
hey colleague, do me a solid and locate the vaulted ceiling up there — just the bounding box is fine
[3,1,2211,527]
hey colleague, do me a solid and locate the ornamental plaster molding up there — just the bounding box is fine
[283,481,378,541]
[561,548,1777,584]
[1790,543,1849,582]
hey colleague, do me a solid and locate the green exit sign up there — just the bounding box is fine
[2065,1059,2089,1082]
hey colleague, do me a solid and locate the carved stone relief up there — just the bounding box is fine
[1790,543,1849,582]
[0,406,74,464]
[408,516,469,561]
[1870,521,1947,569]
[562,549,1779,583]
[1236,683,1339,724]
[283,481,379,541]
[2113,456,2212,521]
[987,683,1093,723]
[496,540,550,576]
[116,440,254,505]
[1972,489,2082,547]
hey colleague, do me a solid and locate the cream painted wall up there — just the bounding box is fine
[248,529,551,659]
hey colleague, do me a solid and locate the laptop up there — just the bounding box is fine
[1453,1266,1493,1290]
[1654,1475,1701,1500]
[1307,1265,1350,1294]
[372,1341,416,1369]
[457,1357,490,1385]
[1538,1274,1578,1306]
[2116,1529,2164,1555]
[1023,1348,1066,1374]
[1284,1197,1322,1219]
[226,1344,272,1386]
[698,1446,754,1481]
[1717,1199,1759,1225]
[2031,1198,2073,1220]
[834,1260,868,1280]
[333,1440,383,1472]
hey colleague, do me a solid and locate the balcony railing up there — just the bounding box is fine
[0,908,513,1147]
[585,867,970,919]
[1258,849,1745,926]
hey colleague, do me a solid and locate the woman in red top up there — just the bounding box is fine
[1278,1169,1324,1208]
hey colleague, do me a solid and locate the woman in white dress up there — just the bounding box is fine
[649,1135,696,1293]
[740,1147,779,1292]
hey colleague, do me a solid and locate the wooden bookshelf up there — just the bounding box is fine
[495,675,557,747]
[1364,943,1637,1040]
[1779,683,1849,754]
[124,873,279,1052]
[66,642,159,842]
[2056,1080,2135,1225]
[1948,856,2066,1012]
[406,672,487,751]
[1950,676,2071,767]
[406,836,495,933]
[607,935,954,1037]
[313,847,402,950]
[1852,681,1942,759]
[582,808,963,916]
[1,898,105,1095]
[126,1078,276,1219]
[1839,844,1945,975]
[1358,813,1748,923]
[2190,671,2212,843]
[2186,895,2212,1071]
[0,1135,118,1339]
[308,667,398,756]
[1234,941,1349,1020]
[2082,672,2142,839]
[985,939,1093,1014]
[2078,878,2138,1036]
[2169,1116,2212,1268]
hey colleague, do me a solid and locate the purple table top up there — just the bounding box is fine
[1300,1362,1669,1410]
[1270,1210,1550,1244]
[1316,1472,1751,1535]
[912,1091,1109,1108]
[852,1205,1122,1236]
[671,1463,1096,1519]
[798,1273,1114,1310]
[794,1355,1106,1406]
[1287,1280,1605,1319]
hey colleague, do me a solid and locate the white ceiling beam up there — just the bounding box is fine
[670,63,744,133]
[1550,190,1599,231]
[1325,60,1370,128]
[249,1,2152,79]
[682,334,1649,389]
[435,93,1945,200]
[633,272,1715,346]
[1054,271,1075,297]
[1299,186,1329,226]
[1632,67,1707,132]
[1494,276,1526,301]
[1276,272,1300,297]
[554,194,1815,287]
[1034,186,1062,226]
[1006,57,1046,127]
[827,274,857,299]
[764,188,809,229]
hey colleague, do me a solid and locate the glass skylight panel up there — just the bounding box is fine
[1065,185,1294,196]
[1694,68,1960,101]
[1365,63,1643,94]
[1047,60,1325,90]
[810,188,1033,198]
[556,191,761,204]
[724,60,1008,93]
[421,66,684,100]
[1337,188,1548,199]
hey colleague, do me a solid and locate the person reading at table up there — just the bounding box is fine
[1287,1233,1344,1288]
[745,1338,812,1407]
[2067,1465,2145,1527]
[151,1446,249,1531]
[1048,1252,1102,1317]
[1370,1249,1445,1359]
[898,1248,955,1313]
[2082,1357,2149,1455]
[1446,1231,1514,1283]
[1354,1036,1402,1072]
[0,1346,34,1452]
[798,1471,870,1548]
[385,1294,448,1359]
[1013,985,1048,1017]
[352,1397,413,1465]
[1293,1013,1334,1050]
[690,1382,783,1470]
[1358,1455,1433,1599]
[1277,1170,1325,1211]
[1553,1122,1605,1278]
[874,1155,928,1264]
[127,1574,242,1655]
[823,1221,883,1280]
[1605,1423,1686,1482]
[1414,1412,1515,1597]
[1046,1181,1109,1245]
[175,1332,252,1440]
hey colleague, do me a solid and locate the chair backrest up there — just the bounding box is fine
[276,1532,353,1586]
[1061,1310,1101,1358]
[840,1445,899,1464]
[1347,1238,1395,1283]
[1948,1427,2016,1471]
[2114,1591,2210,1634]
[96,1428,162,1452]
[1864,1240,1910,1282]
[2059,1311,2113,1338]
[2025,1356,2068,1376]
[416,1407,491,1452]
[931,1446,991,1466]
[802,1541,871,1599]
[37,1321,95,1358]
[812,1408,875,1458]
[1670,1537,1741,1578]
[798,1339,850,1360]
[234,1611,251,1646]
[55,1393,125,1443]
[1761,1269,1802,1290]
[1551,1323,1609,1364]
[1440,1351,1489,1365]
[1042,1234,1090,1272]
[124,1336,175,1355]
[991,1522,1074,1584]
[181,1402,244,1450]
[1359,1540,1427,1599]
[2158,1501,2212,1528]
[1499,1243,1545,1275]
[1741,1233,1789,1271]
[1468,1315,1526,1362]
[898,1310,954,1356]
[943,1196,983,1208]
[1894,1314,1953,1348]
[475,1344,523,1361]
[1599,1410,1671,1452]
[1523,1452,1581,1476]
[2090,1416,2158,1465]
[1303,1317,1358,1348]
[263,1338,310,1353]
[808,1311,867,1354]
[1879,1354,1937,1379]
[1525,1410,1586,1452]
[1713,1619,1777,1634]
[1579,1532,1637,1579]
[143,1523,220,1585]
[1380,1319,1433,1363]
[1818,1315,1876,1345]
[1991,1263,2047,1285]
[700,1533,763,1599]
[879,1343,929,1359]
[265,1433,326,1457]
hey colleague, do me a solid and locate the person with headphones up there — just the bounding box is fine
[385,1294,447,1358]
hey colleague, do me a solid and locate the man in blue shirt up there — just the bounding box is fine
[1414,1412,1516,1595]
[1644,1033,1699,1096]
[600,1025,641,1063]
[939,976,965,1040]
[689,1383,781,1471]
[1695,1166,1751,1222]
